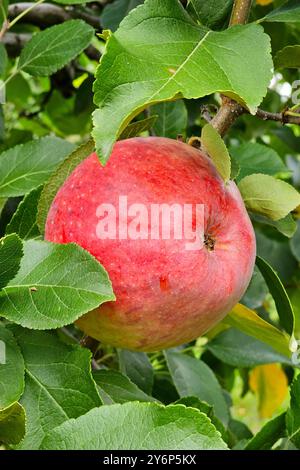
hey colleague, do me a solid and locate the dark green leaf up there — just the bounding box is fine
[286,375,300,448]
[0,233,23,289]
[0,42,8,77]
[150,101,188,138]
[118,349,154,394]
[262,0,300,23]
[187,0,233,28]
[120,115,158,139]
[245,413,286,450]
[290,220,300,261]
[275,45,300,69]
[6,186,42,240]
[0,402,25,445]
[101,0,144,32]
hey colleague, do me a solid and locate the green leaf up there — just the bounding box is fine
[245,413,286,450]
[37,139,94,234]
[238,174,300,221]
[175,396,227,442]
[0,136,75,198]
[290,220,300,261]
[93,369,156,404]
[0,234,23,289]
[93,0,272,162]
[256,256,295,337]
[11,328,101,450]
[0,402,25,445]
[275,45,300,69]
[165,351,229,425]
[0,240,115,329]
[18,20,94,77]
[261,0,300,23]
[118,349,154,394]
[101,0,145,32]
[41,402,228,450]
[242,266,268,309]
[53,0,95,4]
[187,0,233,28]
[225,304,291,357]
[0,324,25,410]
[253,213,297,239]
[6,186,42,240]
[207,328,292,368]
[150,100,188,139]
[201,123,231,182]
[230,143,288,182]
[120,115,158,140]
[286,376,300,447]
[0,42,8,77]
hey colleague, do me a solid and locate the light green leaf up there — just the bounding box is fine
[275,45,300,69]
[120,115,158,140]
[225,303,291,357]
[118,349,153,394]
[165,351,229,425]
[238,173,300,221]
[41,402,227,450]
[286,376,300,448]
[187,0,233,28]
[256,256,295,337]
[230,142,288,182]
[93,370,156,404]
[245,413,286,450]
[201,123,231,182]
[0,402,25,445]
[261,0,300,23]
[11,328,101,450]
[93,0,272,162]
[18,20,94,77]
[0,240,115,329]
[101,0,144,32]
[150,100,188,138]
[0,234,23,289]
[37,139,94,234]
[290,220,300,261]
[0,136,75,198]
[207,328,292,368]
[0,324,25,410]
[6,186,42,240]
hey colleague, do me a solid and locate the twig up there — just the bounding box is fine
[8,3,101,29]
[255,108,300,125]
[211,0,253,135]
[80,335,100,356]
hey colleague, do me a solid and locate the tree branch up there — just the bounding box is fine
[211,0,253,135]
[255,108,300,126]
[8,3,101,29]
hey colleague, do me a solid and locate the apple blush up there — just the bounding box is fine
[45,137,256,351]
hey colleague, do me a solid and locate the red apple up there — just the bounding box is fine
[45,137,256,351]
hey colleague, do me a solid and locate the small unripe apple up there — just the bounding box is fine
[45,137,256,351]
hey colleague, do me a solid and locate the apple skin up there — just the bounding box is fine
[45,137,256,351]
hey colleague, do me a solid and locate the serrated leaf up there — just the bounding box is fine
[101,0,145,32]
[275,45,300,69]
[92,0,272,162]
[230,143,288,182]
[245,413,286,450]
[18,20,94,77]
[120,115,158,140]
[225,303,291,357]
[0,402,25,445]
[0,234,23,289]
[261,0,300,23]
[238,174,300,221]
[256,256,295,336]
[0,324,25,410]
[41,402,227,450]
[93,369,156,404]
[118,349,154,394]
[150,100,188,138]
[6,186,42,240]
[0,240,115,329]
[11,328,101,450]
[165,351,229,425]
[201,123,231,182]
[249,364,288,418]
[286,376,300,448]
[187,0,233,28]
[37,139,94,234]
[0,136,75,198]
[207,328,292,368]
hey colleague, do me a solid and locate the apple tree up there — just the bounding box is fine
[1,0,300,451]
